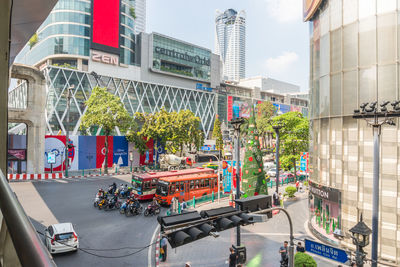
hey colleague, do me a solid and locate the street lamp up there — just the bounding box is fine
[353,100,400,267]
[349,213,372,267]
[272,121,284,205]
[230,117,245,248]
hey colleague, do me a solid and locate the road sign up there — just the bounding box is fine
[47,152,56,164]
[305,239,348,263]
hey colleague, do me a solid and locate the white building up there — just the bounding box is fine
[134,0,146,34]
[238,76,300,94]
[215,9,246,82]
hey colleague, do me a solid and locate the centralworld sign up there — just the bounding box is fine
[154,46,210,66]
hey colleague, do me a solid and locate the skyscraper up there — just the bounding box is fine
[134,0,146,34]
[215,9,246,81]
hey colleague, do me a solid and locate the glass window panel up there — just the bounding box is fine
[359,66,377,104]
[320,34,330,77]
[359,17,377,67]
[359,0,376,19]
[378,0,396,14]
[343,70,358,115]
[378,64,396,102]
[330,0,342,30]
[319,75,330,117]
[343,0,358,25]
[378,14,396,64]
[330,73,342,116]
[343,22,358,70]
[320,5,330,36]
[330,29,342,73]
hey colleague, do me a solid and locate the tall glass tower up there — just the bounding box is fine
[215,9,246,82]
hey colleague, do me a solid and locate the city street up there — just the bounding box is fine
[10,174,161,267]
[159,190,339,267]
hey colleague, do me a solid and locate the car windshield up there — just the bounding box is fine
[131,177,142,190]
[270,168,276,172]
[156,181,169,196]
[55,232,74,241]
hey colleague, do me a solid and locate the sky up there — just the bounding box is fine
[147,0,310,92]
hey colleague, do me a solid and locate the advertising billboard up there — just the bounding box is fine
[303,0,323,21]
[91,0,120,55]
[113,136,128,167]
[78,136,97,170]
[96,136,114,168]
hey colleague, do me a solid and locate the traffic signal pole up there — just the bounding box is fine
[235,127,241,246]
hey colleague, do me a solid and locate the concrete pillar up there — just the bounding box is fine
[0,0,12,176]
[9,64,46,173]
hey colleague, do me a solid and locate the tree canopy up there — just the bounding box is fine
[269,111,309,176]
[212,115,223,153]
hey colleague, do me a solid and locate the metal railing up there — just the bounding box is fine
[8,80,27,109]
[0,170,56,267]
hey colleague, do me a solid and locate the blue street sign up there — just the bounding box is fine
[201,146,211,151]
[305,239,349,263]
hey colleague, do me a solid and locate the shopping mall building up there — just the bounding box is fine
[306,0,400,264]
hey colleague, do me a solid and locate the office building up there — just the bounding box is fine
[238,76,300,94]
[215,9,246,81]
[306,0,400,264]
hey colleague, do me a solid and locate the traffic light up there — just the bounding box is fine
[158,206,254,248]
[235,194,273,218]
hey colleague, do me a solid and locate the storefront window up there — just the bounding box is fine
[309,181,341,242]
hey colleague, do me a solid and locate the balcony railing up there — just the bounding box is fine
[0,169,56,267]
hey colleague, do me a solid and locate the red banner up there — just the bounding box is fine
[96,136,114,168]
[227,96,233,121]
[140,139,154,165]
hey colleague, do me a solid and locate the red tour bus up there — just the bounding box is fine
[131,168,214,200]
[155,173,219,205]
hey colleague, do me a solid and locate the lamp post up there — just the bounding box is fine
[349,213,372,267]
[272,122,283,203]
[64,85,74,178]
[353,100,400,267]
[230,117,245,248]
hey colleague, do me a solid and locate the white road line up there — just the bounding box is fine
[148,225,160,267]
[241,233,305,236]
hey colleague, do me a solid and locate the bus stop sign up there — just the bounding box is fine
[305,239,348,263]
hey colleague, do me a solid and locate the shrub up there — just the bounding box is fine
[303,181,309,187]
[285,186,297,198]
[294,252,317,267]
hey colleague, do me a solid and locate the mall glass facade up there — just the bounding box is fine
[309,0,400,263]
[152,33,211,81]
[16,0,138,66]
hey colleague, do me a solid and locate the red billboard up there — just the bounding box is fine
[91,0,120,54]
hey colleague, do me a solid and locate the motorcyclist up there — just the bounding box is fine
[111,182,117,194]
[97,188,105,198]
[150,197,159,212]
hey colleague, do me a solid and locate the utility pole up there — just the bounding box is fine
[272,124,283,202]
[64,85,74,178]
[230,118,244,247]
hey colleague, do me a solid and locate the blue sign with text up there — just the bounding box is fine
[305,239,348,263]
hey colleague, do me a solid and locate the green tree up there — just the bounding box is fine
[294,252,317,267]
[270,112,309,181]
[255,101,275,149]
[212,115,223,160]
[242,107,268,197]
[80,86,132,174]
[28,33,38,49]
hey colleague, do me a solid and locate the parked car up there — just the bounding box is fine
[263,162,276,171]
[45,223,79,254]
[279,172,295,182]
[266,168,277,177]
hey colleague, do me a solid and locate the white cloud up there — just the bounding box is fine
[266,0,302,23]
[265,52,299,75]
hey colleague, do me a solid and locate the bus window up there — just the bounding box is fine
[180,182,184,191]
[170,182,176,194]
[205,179,209,187]
[195,180,199,189]
[143,181,150,190]
[151,179,157,188]
[190,180,194,190]
[199,179,204,188]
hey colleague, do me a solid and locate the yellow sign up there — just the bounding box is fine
[303,0,322,21]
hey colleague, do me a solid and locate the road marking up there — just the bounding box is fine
[241,233,305,236]
[148,225,160,267]
[10,182,59,226]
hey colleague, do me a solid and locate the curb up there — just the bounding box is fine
[8,172,131,181]
[155,232,161,267]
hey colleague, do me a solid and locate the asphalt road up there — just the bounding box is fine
[11,174,163,267]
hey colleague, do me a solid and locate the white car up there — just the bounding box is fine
[263,162,276,171]
[267,168,277,177]
[45,223,79,254]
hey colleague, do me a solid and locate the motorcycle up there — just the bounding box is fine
[98,197,108,210]
[125,202,143,217]
[104,196,121,210]
[144,204,160,216]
